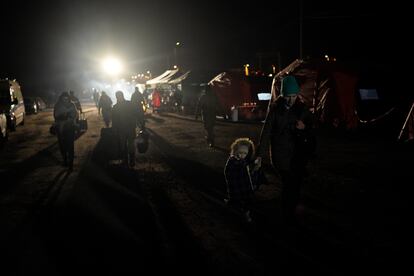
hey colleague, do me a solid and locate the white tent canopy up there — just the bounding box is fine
[168,70,191,85]
[146,69,180,87]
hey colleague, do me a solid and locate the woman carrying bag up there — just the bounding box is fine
[53,92,78,170]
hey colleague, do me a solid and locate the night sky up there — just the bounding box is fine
[1,0,397,94]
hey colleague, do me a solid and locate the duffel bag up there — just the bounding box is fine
[78,112,88,132]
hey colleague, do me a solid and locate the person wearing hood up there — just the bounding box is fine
[224,138,262,223]
[53,92,78,170]
[257,75,316,224]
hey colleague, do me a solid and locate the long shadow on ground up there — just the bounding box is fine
[22,130,212,275]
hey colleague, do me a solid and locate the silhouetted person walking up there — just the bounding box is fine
[98,91,113,127]
[130,87,146,129]
[195,85,217,147]
[53,92,78,170]
[93,89,100,107]
[257,75,316,224]
[112,91,138,168]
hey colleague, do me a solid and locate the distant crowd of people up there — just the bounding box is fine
[53,88,147,170]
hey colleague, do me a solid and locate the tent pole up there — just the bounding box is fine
[398,102,414,140]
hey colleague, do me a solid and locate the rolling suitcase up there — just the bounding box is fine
[78,112,88,132]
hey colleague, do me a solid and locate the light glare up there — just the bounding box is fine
[102,57,123,76]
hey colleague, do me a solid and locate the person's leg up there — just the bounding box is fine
[207,126,214,146]
[280,171,299,223]
[103,110,111,127]
[57,131,67,166]
[205,117,215,146]
[104,116,110,127]
[204,122,214,146]
[67,128,75,169]
[127,132,136,167]
[289,173,303,214]
[281,172,302,223]
[118,133,128,165]
[139,115,145,129]
[241,197,253,223]
[61,125,75,169]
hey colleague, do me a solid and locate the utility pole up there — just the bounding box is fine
[174,48,177,66]
[174,42,180,68]
[258,53,263,71]
[299,0,303,59]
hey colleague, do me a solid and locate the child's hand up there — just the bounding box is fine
[296,120,305,130]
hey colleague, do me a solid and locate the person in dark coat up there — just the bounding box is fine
[224,138,262,223]
[257,75,316,224]
[130,87,146,129]
[93,89,100,107]
[53,92,78,170]
[195,86,217,147]
[112,91,138,168]
[98,91,113,127]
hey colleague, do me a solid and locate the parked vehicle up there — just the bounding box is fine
[35,97,47,110]
[0,112,7,146]
[24,97,39,114]
[24,96,47,114]
[0,79,26,131]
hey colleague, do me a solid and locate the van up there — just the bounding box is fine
[0,79,26,131]
[0,112,7,146]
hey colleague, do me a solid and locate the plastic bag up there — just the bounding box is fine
[136,129,149,153]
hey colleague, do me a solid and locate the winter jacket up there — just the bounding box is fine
[152,91,161,108]
[258,96,315,172]
[195,92,216,126]
[53,101,78,132]
[131,91,145,126]
[112,100,138,135]
[98,94,113,112]
[98,94,113,123]
[224,156,255,203]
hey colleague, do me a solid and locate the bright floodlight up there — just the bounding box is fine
[102,57,123,76]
